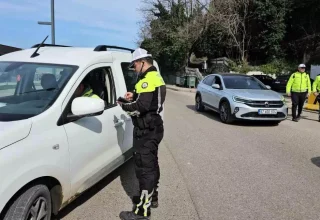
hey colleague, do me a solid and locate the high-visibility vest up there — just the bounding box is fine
[286,72,311,93]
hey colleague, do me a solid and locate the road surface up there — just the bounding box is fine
[60,89,320,220]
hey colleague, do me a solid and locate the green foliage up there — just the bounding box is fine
[229,60,256,74]
[252,0,290,60]
[140,0,190,72]
[138,0,320,74]
[258,60,296,75]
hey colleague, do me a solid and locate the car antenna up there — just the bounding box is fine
[30,35,49,58]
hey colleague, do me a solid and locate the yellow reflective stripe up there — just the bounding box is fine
[83,89,100,99]
[143,198,149,216]
[135,71,165,94]
[90,94,100,99]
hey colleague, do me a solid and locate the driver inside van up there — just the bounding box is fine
[75,76,100,99]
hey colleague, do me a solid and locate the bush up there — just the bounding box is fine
[258,59,296,75]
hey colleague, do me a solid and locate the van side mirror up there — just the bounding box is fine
[66,97,105,122]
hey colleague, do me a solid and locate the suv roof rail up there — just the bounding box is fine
[31,44,71,48]
[94,45,134,53]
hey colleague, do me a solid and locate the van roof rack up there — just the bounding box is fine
[31,44,71,48]
[94,45,134,53]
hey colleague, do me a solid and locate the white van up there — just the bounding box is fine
[0,43,162,219]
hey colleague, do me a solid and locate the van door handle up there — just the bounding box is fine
[114,119,124,127]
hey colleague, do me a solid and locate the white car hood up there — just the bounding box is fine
[226,89,282,100]
[0,120,32,150]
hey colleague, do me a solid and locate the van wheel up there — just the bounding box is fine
[195,94,205,112]
[4,184,52,220]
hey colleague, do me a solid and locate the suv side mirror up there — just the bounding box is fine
[266,85,271,89]
[67,97,105,121]
[212,84,221,89]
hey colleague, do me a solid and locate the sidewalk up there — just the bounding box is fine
[166,84,197,93]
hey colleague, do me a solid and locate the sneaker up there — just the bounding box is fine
[119,211,150,220]
[292,118,298,122]
[151,201,159,208]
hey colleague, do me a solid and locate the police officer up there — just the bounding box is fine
[312,74,320,122]
[118,48,166,220]
[286,64,311,122]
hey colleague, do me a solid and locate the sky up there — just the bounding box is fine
[0,0,145,49]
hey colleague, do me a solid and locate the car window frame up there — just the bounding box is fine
[120,62,137,92]
[212,75,224,89]
[203,75,215,86]
[57,64,117,126]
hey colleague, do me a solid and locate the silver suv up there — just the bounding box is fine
[195,73,288,124]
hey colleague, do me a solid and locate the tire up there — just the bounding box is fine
[195,94,205,112]
[219,101,234,124]
[4,184,52,220]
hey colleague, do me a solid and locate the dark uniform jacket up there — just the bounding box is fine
[121,66,166,129]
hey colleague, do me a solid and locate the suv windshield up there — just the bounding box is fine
[223,75,267,90]
[0,62,78,121]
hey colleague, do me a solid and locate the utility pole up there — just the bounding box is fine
[38,0,55,44]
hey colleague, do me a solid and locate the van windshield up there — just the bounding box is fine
[0,62,78,121]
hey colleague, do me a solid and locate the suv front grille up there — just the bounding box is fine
[245,100,284,108]
[241,112,286,118]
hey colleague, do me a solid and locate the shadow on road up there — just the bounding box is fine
[285,114,319,122]
[311,157,320,168]
[54,158,139,219]
[186,105,280,127]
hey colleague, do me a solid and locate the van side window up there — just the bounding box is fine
[121,62,137,92]
[77,66,116,110]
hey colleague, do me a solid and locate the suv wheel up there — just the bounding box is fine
[219,101,233,124]
[4,184,52,220]
[195,94,205,112]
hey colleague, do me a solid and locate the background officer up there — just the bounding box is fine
[118,48,166,220]
[312,74,320,122]
[286,64,311,122]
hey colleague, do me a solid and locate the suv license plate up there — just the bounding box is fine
[258,109,277,115]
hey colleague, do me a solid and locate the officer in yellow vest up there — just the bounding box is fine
[286,64,311,122]
[118,48,166,220]
[312,74,320,122]
[75,76,100,99]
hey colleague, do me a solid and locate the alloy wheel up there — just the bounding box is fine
[26,197,49,220]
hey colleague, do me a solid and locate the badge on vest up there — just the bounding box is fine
[142,82,148,89]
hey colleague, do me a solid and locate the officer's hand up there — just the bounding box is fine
[314,92,319,96]
[124,92,133,101]
[287,93,291,97]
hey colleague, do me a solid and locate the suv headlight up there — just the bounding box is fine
[232,96,249,103]
[281,95,286,103]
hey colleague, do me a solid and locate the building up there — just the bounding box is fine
[0,44,21,56]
